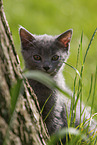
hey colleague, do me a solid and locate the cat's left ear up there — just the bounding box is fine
[57,29,73,48]
[19,26,35,50]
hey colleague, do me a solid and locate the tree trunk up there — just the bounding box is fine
[0,0,49,144]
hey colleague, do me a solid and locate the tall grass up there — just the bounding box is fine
[47,29,97,144]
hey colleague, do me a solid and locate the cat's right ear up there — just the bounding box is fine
[56,29,73,49]
[19,26,35,49]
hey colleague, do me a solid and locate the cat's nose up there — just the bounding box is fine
[43,66,50,71]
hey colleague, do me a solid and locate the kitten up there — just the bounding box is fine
[19,27,97,143]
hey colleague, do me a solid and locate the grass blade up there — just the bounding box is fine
[64,62,80,77]
[40,94,52,114]
[83,28,97,65]
[10,79,22,115]
[24,70,72,98]
[3,79,22,145]
[72,42,81,127]
[80,31,83,65]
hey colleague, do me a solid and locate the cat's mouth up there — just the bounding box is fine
[43,69,57,76]
[35,66,56,76]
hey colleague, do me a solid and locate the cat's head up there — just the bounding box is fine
[19,26,72,76]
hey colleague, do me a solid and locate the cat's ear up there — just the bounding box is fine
[57,29,73,48]
[19,26,35,49]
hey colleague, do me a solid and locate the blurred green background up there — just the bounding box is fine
[3,0,97,114]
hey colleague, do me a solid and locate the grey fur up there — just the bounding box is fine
[19,27,97,141]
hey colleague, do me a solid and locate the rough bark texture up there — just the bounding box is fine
[0,0,49,144]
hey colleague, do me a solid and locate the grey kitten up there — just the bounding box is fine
[19,27,96,143]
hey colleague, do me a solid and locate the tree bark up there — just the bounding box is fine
[0,0,49,144]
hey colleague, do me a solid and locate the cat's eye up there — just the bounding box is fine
[52,55,59,61]
[33,55,41,61]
